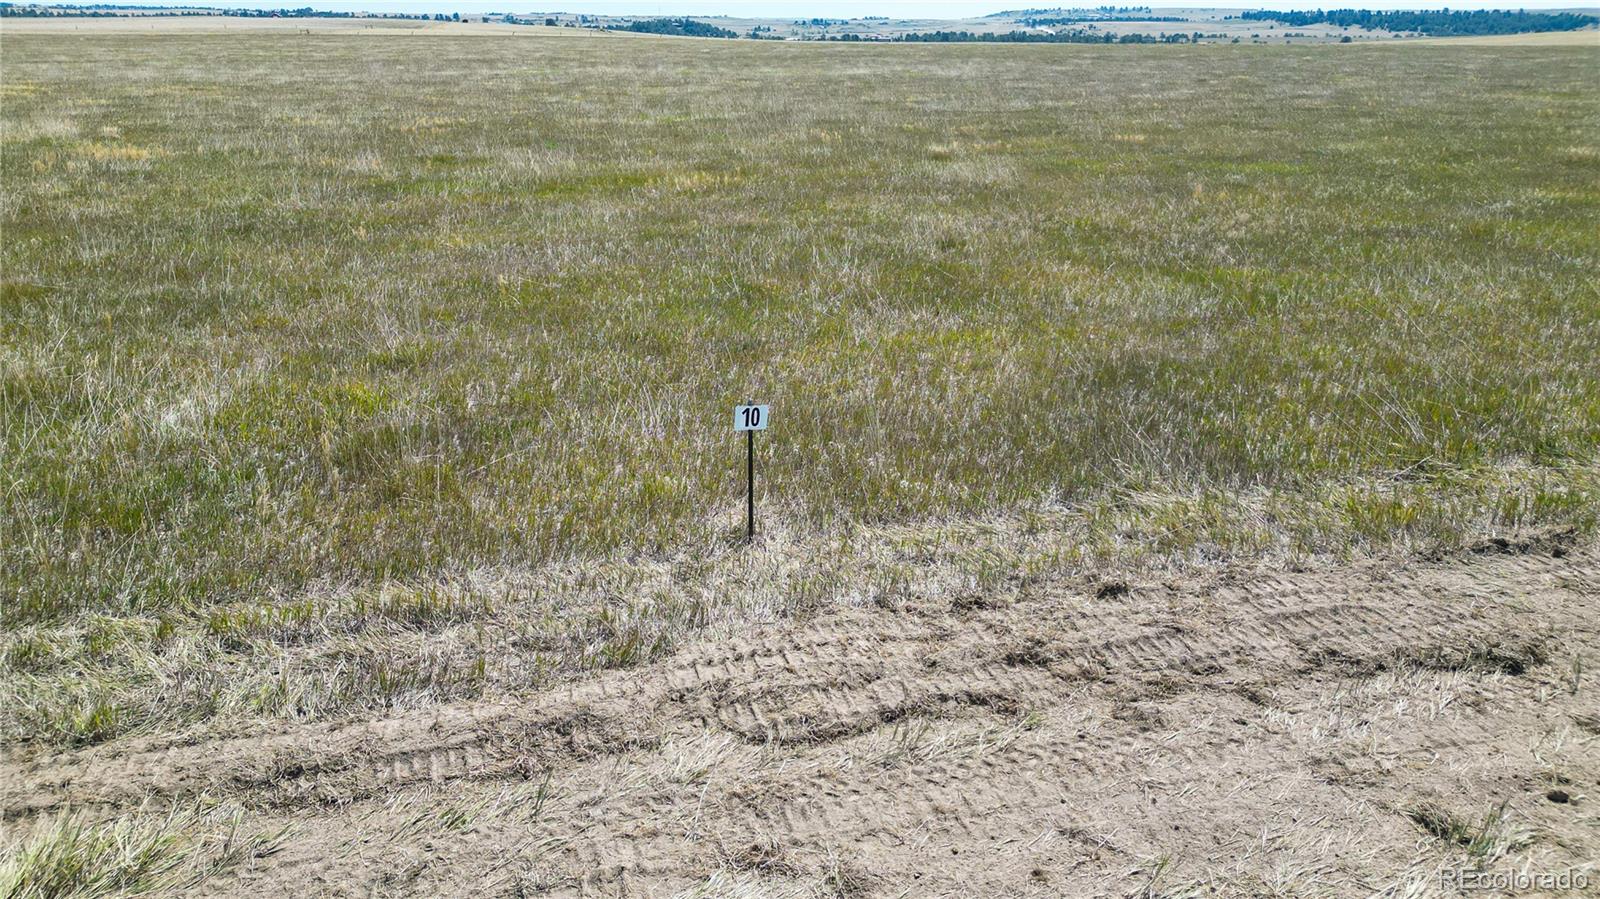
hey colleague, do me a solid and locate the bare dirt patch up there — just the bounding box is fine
[3,543,1596,895]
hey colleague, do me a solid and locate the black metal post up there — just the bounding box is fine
[746,427,755,544]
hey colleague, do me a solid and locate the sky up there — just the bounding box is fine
[209,0,1600,16]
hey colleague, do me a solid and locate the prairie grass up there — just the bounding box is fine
[0,803,287,898]
[1407,801,1536,868]
[2,33,1598,744]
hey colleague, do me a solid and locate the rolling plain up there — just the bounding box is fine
[2,25,1598,896]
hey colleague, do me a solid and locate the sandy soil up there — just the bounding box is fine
[2,538,1596,896]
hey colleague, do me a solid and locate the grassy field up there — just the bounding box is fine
[2,31,1598,751]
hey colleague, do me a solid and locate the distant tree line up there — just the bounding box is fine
[0,3,182,15]
[1021,14,1183,25]
[225,7,356,17]
[828,28,1200,43]
[0,5,122,15]
[0,2,397,16]
[988,5,1153,17]
[1237,8,1597,35]
[14,2,179,7]
[612,17,738,38]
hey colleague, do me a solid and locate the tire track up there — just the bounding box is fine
[3,547,1594,828]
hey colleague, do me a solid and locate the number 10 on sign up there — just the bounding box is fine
[734,405,768,431]
[734,404,768,543]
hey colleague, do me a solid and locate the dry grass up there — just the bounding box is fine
[2,466,1594,747]
[1,32,1597,753]
[0,803,286,898]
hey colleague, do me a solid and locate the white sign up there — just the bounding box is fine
[734,404,769,432]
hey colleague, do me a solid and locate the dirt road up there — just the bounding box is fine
[4,539,1596,896]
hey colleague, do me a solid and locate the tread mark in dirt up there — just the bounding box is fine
[2,548,1596,856]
